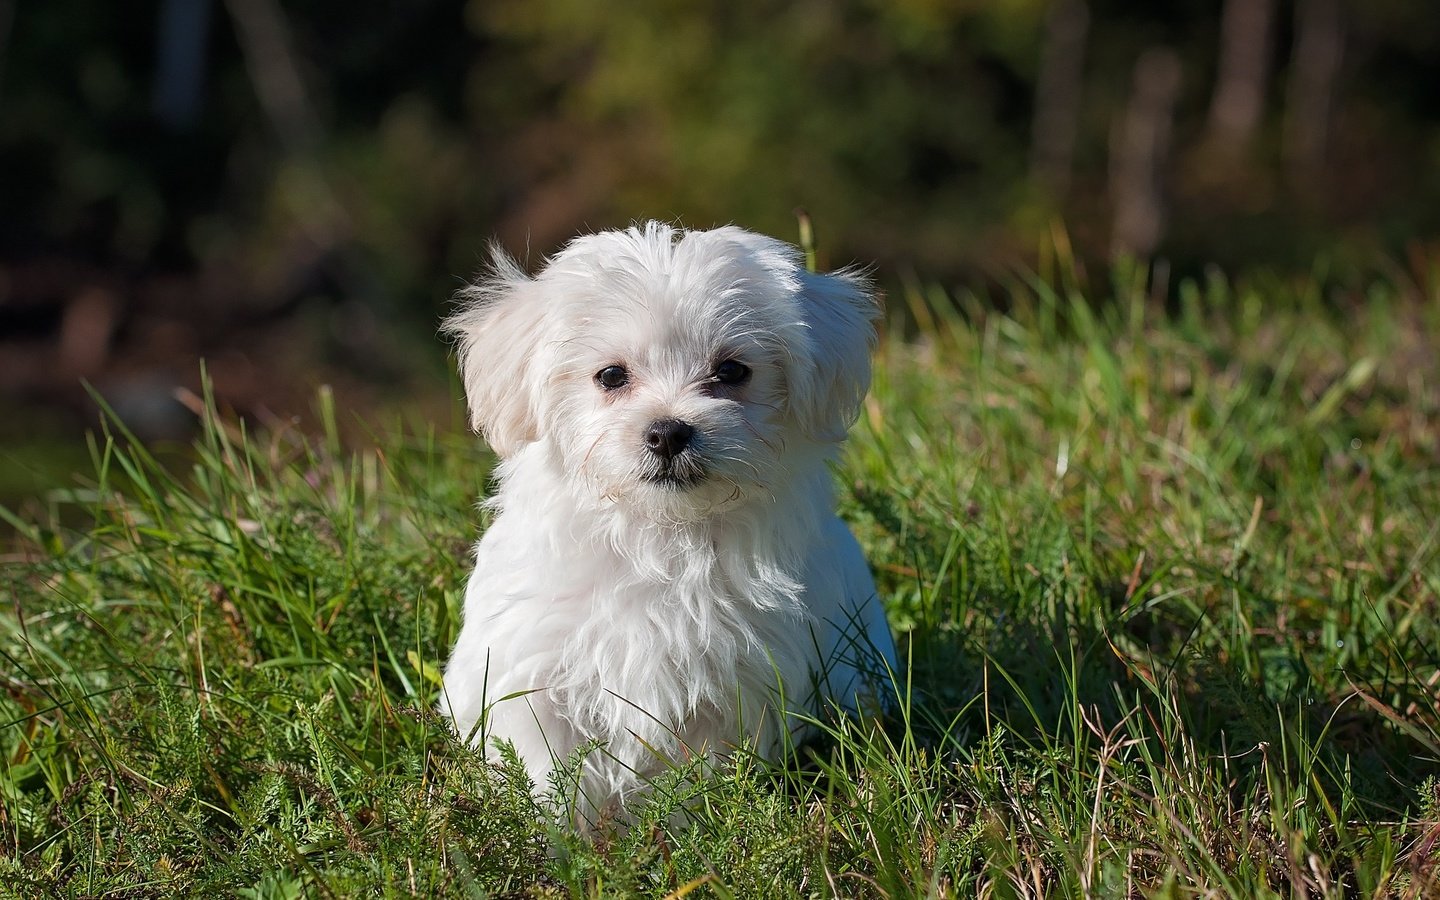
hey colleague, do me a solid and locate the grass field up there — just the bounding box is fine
[3,261,1439,897]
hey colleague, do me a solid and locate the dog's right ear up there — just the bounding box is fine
[443,247,549,457]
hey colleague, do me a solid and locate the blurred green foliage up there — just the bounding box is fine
[3,0,1440,317]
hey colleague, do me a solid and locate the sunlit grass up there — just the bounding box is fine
[2,264,1438,897]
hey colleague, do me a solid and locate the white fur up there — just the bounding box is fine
[439,222,895,826]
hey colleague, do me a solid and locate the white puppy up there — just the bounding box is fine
[440,221,895,826]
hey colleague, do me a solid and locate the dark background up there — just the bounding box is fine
[1,0,1437,490]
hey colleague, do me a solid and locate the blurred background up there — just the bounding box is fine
[2,0,1438,492]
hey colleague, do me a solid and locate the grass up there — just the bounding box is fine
[3,259,1439,897]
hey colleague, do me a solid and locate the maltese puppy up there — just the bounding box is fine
[440,221,895,826]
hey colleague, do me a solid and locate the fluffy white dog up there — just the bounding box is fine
[439,221,895,826]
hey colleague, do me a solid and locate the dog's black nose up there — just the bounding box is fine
[644,419,694,460]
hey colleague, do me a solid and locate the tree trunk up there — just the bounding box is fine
[1205,0,1276,154]
[1284,0,1343,189]
[1030,0,1091,196]
[1110,48,1182,259]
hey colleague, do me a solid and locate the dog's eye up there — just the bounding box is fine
[596,365,630,390]
[714,360,751,385]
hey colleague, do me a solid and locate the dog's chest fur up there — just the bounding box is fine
[457,447,827,753]
[469,548,812,816]
[534,544,810,744]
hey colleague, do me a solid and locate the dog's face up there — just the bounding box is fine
[446,223,877,519]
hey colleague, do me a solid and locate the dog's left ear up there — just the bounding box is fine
[787,266,880,442]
